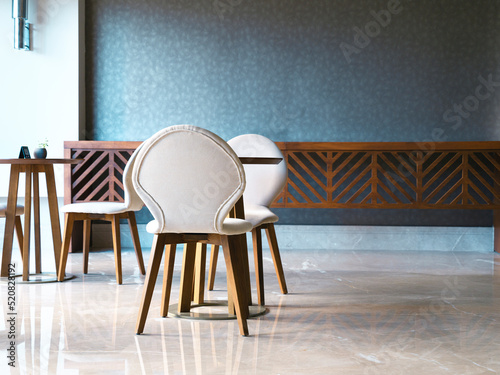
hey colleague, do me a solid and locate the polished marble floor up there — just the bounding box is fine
[1,242,499,374]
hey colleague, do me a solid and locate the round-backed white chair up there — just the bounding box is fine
[208,134,288,305]
[57,145,146,284]
[132,125,253,336]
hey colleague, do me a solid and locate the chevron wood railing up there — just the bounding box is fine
[275,142,500,210]
[64,141,142,205]
[64,141,500,252]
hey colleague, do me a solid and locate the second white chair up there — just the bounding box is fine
[208,134,288,305]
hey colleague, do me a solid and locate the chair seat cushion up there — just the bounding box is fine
[243,204,279,227]
[220,218,253,235]
[61,202,129,214]
[146,217,252,235]
[0,204,24,216]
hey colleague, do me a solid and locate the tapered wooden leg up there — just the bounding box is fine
[33,171,41,274]
[238,233,252,307]
[127,212,145,275]
[207,244,219,290]
[252,227,265,305]
[136,234,166,334]
[178,243,197,313]
[1,165,20,277]
[111,215,122,284]
[193,243,207,304]
[161,243,177,317]
[82,219,91,274]
[227,274,235,315]
[45,165,63,273]
[58,213,75,281]
[222,235,249,336]
[14,216,23,259]
[22,166,32,281]
[265,224,288,295]
[227,233,252,315]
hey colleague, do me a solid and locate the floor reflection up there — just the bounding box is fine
[1,249,499,374]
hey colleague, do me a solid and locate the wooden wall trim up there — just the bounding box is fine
[278,141,500,151]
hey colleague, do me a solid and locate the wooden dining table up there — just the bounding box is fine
[0,158,81,282]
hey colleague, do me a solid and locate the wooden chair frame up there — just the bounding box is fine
[208,222,287,306]
[136,232,251,336]
[58,211,145,284]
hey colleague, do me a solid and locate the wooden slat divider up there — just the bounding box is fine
[64,141,500,252]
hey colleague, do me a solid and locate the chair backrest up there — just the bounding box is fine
[123,143,145,211]
[228,134,286,208]
[132,125,246,234]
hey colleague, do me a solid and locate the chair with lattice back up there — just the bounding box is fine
[57,145,146,284]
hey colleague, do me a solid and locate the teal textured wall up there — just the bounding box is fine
[85,0,499,226]
[86,0,500,143]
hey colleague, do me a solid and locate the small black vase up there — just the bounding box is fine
[34,148,47,159]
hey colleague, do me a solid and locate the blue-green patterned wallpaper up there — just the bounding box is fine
[86,0,499,226]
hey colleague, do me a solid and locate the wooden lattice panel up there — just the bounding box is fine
[63,141,500,253]
[65,141,500,210]
[278,143,500,210]
[64,141,142,205]
[70,149,132,203]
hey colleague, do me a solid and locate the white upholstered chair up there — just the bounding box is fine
[57,145,146,284]
[0,204,24,255]
[133,125,253,336]
[208,134,288,305]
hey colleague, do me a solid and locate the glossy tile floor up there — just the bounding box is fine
[1,243,499,374]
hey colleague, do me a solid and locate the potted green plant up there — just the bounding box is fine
[34,138,48,159]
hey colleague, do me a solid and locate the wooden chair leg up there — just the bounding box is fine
[252,227,265,305]
[265,223,288,295]
[127,212,145,275]
[58,213,75,281]
[227,272,235,315]
[178,243,197,313]
[82,219,91,274]
[136,234,166,334]
[14,216,23,260]
[111,215,123,285]
[207,244,219,290]
[222,235,249,336]
[161,243,177,317]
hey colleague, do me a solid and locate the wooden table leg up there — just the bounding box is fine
[44,165,63,273]
[237,232,252,308]
[33,170,42,274]
[179,242,197,313]
[1,165,20,277]
[23,165,32,281]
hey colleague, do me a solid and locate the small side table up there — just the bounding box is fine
[0,158,81,282]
